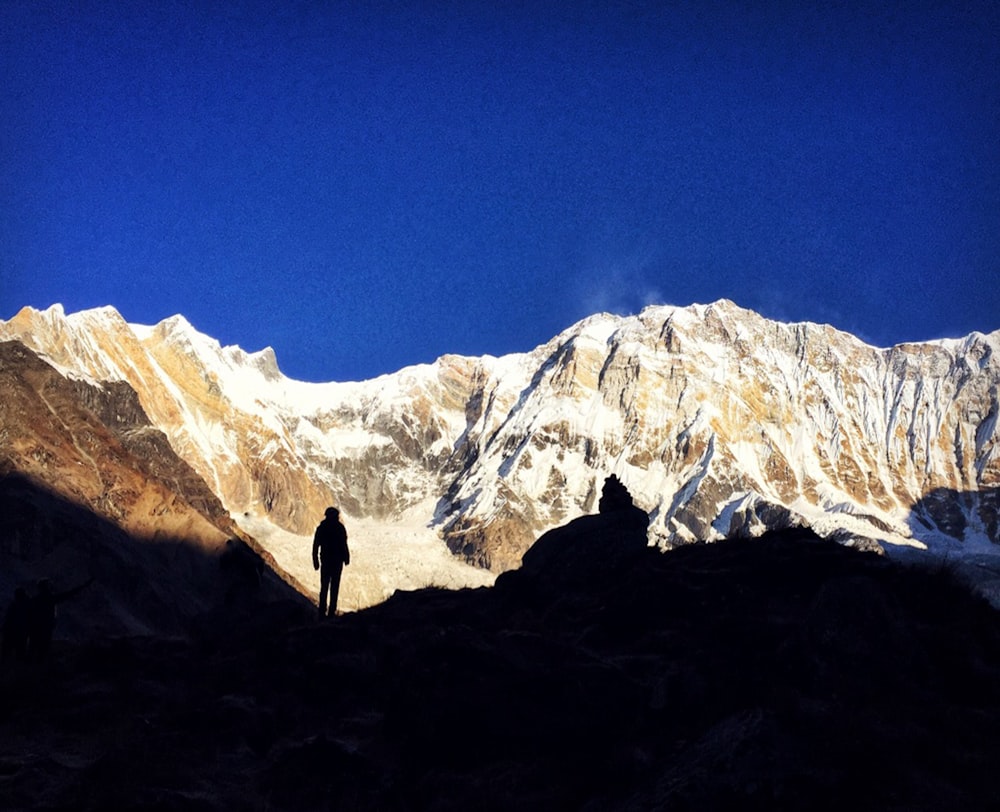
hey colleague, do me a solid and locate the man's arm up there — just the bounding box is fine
[312,529,321,570]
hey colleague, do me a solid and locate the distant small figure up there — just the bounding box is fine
[312,507,350,619]
[27,577,93,662]
[2,587,31,663]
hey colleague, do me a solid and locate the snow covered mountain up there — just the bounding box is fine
[441,301,1000,569]
[2,300,998,583]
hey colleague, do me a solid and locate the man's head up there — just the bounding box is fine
[325,507,340,521]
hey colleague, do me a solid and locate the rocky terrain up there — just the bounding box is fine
[0,338,491,611]
[2,496,999,811]
[0,471,301,642]
[0,340,236,549]
[3,300,997,807]
[2,301,997,581]
[0,339,285,634]
[0,302,1000,810]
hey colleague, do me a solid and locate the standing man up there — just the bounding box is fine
[312,507,350,618]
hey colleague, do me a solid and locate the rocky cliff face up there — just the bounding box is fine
[442,302,1000,568]
[0,306,472,537]
[0,339,279,634]
[2,300,997,574]
[0,339,235,549]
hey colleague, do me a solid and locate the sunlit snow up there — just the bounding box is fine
[235,505,495,613]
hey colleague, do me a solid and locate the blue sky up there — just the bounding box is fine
[2,1,998,382]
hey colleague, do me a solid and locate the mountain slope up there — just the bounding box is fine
[2,300,998,577]
[0,339,235,548]
[0,340,313,636]
[441,301,1000,567]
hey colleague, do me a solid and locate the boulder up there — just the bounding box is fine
[519,475,649,586]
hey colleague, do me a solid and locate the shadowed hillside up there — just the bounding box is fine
[0,339,239,548]
[910,486,1000,545]
[0,475,312,640]
[2,507,999,810]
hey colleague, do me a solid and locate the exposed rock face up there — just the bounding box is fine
[2,300,997,574]
[0,306,468,536]
[442,303,1000,567]
[0,340,313,636]
[0,340,234,548]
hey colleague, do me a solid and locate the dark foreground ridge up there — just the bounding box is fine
[3,521,1000,810]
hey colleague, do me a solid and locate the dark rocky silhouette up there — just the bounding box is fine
[26,577,93,661]
[1,587,30,662]
[0,475,313,642]
[219,537,265,606]
[519,474,649,586]
[1,487,999,810]
[312,507,351,618]
[596,472,636,513]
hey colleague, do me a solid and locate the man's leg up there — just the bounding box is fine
[318,570,330,617]
[328,565,343,616]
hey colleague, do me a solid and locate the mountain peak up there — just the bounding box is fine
[153,313,201,342]
[9,303,67,330]
[12,302,61,319]
[1,299,997,585]
[222,344,283,382]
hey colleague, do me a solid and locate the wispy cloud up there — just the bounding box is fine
[572,244,669,319]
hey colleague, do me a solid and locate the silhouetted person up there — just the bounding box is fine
[2,587,31,663]
[27,577,92,661]
[312,507,350,618]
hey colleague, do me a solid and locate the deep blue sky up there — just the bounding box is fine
[2,1,998,381]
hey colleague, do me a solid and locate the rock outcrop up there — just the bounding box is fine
[0,340,314,635]
[518,475,649,585]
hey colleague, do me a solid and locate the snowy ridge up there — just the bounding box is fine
[2,300,998,580]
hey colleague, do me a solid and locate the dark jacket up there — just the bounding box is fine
[312,518,350,570]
